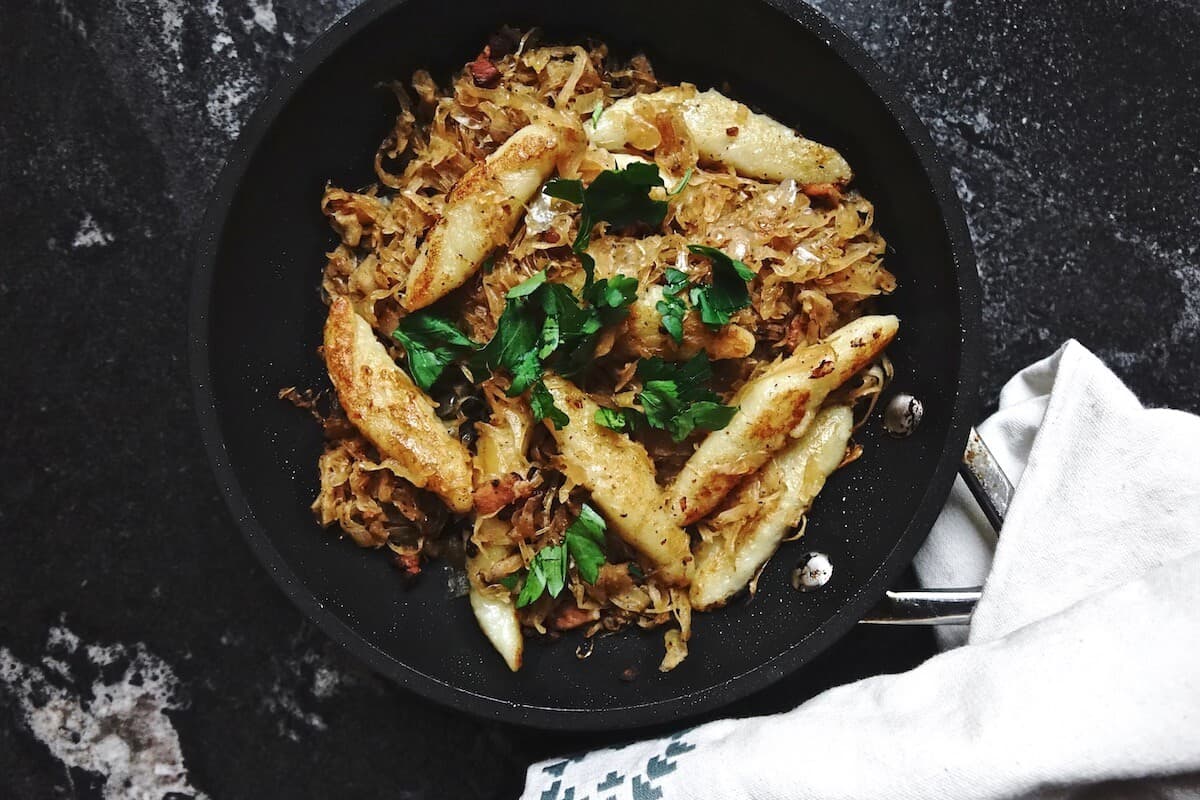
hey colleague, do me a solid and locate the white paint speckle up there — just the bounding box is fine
[73,213,115,248]
[157,0,186,71]
[0,627,204,800]
[211,32,234,54]
[311,666,341,700]
[950,166,975,204]
[206,74,255,138]
[263,676,328,742]
[261,636,356,741]
[244,0,278,34]
[47,625,81,652]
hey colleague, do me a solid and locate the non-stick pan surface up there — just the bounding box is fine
[190,0,980,730]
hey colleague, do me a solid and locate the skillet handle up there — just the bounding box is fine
[859,588,982,625]
[858,427,1013,626]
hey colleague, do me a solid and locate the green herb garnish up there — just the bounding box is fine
[592,353,738,442]
[593,405,640,433]
[667,167,694,196]
[472,278,543,379]
[530,378,569,430]
[512,504,609,607]
[638,354,738,440]
[391,312,478,391]
[563,504,608,584]
[655,267,691,344]
[686,244,756,329]
[544,162,668,255]
[475,166,666,426]
[516,542,561,607]
[473,269,637,426]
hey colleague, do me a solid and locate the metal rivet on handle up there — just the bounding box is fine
[883,393,924,437]
[792,552,833,591]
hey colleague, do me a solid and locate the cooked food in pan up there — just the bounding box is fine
[292,29,897,672]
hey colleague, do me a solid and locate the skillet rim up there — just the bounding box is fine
[188,0,982,730]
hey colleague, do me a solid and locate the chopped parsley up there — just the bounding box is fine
[563,504,608,584]
[470,164,667,423]
[667,167,694,196]
[543,162,669,255]
[655,267,691,344]
[686,244,756,328]
[593,353,738,442]
[472,269,637,426]
[594,405,639,433]
[529,379,569,430]
[650,246,756,342]
[511,503,609,607]
[391,312,478,391]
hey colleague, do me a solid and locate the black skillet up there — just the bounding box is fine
[189,0,981,730]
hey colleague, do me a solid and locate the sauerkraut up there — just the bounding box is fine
[295,30,896,672]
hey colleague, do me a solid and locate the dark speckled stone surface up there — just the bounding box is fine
[1,1,1196,798]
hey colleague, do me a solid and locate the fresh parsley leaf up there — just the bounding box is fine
[472,296,540,380]
[594,406,645,433]
[634,354,737,442]
[627,561,645,580]
[529,378,569,430]
[506,269,548,298]
[543,177,585,206]
[564,503,608,584]
[507,348,543,396]
[637,378,681,428]
[684,400,739,430]
[537,314,561,359]
[476,270,635,416]
[686,244,756,329]
[667,399,738,441]
[543,164,668,254]
[541,282,607,378]
[585,163,668,234]
[512,505,608,606]
[498,574,520,590]
[391,312,478,391]
[663,268,690,296]
[539,542,568,598]
[688,284,726,328]
[516,556,548,607]
[586,274,639,312]
[655,266,691,343]
[667,167,694,196]
[578,251,597,293]
[572,503,607,544]
[638,351,713,385]
[656,294,687,343]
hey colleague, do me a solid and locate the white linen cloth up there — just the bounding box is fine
[521,341,1200,800]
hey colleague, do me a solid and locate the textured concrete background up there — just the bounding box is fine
[1,1,1197,797]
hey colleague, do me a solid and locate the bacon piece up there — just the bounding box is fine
[472,473,536,516]
[469,46,501,88]
[801,182,842,202]
[550,604,596,631]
